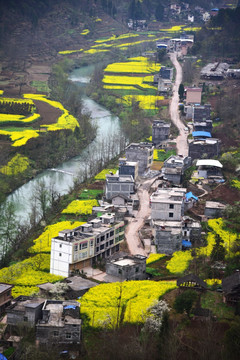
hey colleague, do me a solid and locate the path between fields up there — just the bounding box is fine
[169,52,188,157]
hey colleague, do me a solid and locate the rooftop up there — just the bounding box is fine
[196,159,223,168]
[205,201,226,209]
[192,131,212,138]
[0,283,13,293]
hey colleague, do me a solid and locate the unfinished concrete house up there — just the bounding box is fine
[196,159,223,179]
[6,296,45,328]
[0,284,13,315]
[118,158,139,180]
[36,300,81,345]
[192,104,211,122]
[204,201,226,218]
[106,254,147,280]
[152,120,171,146]
[125,143,154,175]
[105,174,135,200]
[188,138,221,160]
[193,120,213,134]
[200,62,229,80]
[161,155,192,185]
[150,188,186,221]
[159,66,173,80]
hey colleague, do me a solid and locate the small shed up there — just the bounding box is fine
[177,274,207,291]
[192,131,212,139]
[222,271,240,305]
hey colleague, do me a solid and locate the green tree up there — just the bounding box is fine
[224,320,240,360]
[155,2,164,21]
[210,233,226,262]
[178,83,184,100]
[173,290,198,318]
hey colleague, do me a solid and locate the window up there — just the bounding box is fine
[100,235,105,242]
[79,242,88,250]
[66,333,72,339]
[74,245,78,252]
[59,253,62,257]
[90,240,94,247]
[59,244,62,248]
[97,238,99,244]
[135,267,139,273]
[23,316,28,322]
[100,244,104,250]
[106,242,109,248]
[110,230,114,237]
[106,233,109,239]
[169,213,174,218]
[96,247,99,252]
[53,331,59,337]
[169,204,174,209]
[118,269,122,274]
[110,240,114,245]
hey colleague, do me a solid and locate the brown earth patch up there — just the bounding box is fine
[34,99,62,125]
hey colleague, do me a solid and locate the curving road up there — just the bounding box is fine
[169,52,189,157]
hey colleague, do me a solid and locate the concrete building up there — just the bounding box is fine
[105,174,135,200]
[196,159,223,179]
[106,254,147,280]
[193,120,213,134]
[192,104,211,122]
[0,283,13,315]
[204,201,226,218]
[159,66,173,80]
[125,142,154,176]
[150,187,186,221]
[161,155,192,185]
[50,214,125,277]
[200,62,229,80]
[186,87,202,105]
[188,138,221,160]
[118,158,138,180]
[36,300,81,345]
[7,296,45,327]
[158,78,172,94]
[152,120,170,146]
[152,216,201,254]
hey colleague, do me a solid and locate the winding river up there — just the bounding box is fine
[6,65,122,224]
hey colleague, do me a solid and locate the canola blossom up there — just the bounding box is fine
[80,280,177,327]
[103,75,157,89]
[95,33,139,43]
[84,49,109,54]
[29,221,84,253]
[104,57,160,74]
[231,179,240,190]
[117,94,164,110]
[0,97,34,105]
[58,49,83,55]
[0,129,39,147]
[0,154,30,176]
[94,168,118,180]
[23,94,79,131]
[205,279,222,286]
[62,199,99,215]
[0,90,3,94]
[0,253,63,298]
[81,29,90,35]
[95,18,102,22]
[160,25,185,32]
[103,85,137,90]
[153,149,165,161]
[146,253,166,265]
[183,27,201,32]
[0,112,40,124]
[166,250,193,275]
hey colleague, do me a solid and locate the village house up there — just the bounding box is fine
[152,120,171,146]
[185,87,202,105]
[152,216,201,254]
[125,142,153,176]
[157,78,172,94]
[204,201,226,218]
[106,254,147,281]
[192,104,211,122]
[222,271,240,306]
[105,174,135,200]
[196,159,223,179]
[6,296,45,328]
[150,187,186,222]
[188,138,221,160]
[200,62,229,80]
[118,158,138,180]
[193,120,213,134]
[159,66,173,80]
[37,277,98,300]
[0,283,13,315]
[177,274,207,291]
[50,214,125,277]
[161,155,192,185]
[36,300,81,345]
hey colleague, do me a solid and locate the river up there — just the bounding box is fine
[6,65,122,224]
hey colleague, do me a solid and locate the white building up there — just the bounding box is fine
[50,214,125,277]
[150,188,186,221]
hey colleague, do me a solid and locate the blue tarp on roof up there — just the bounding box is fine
[182,240,192,248]
[185,192,198,201]
[0,354,8,360]
[64,305,76,310]
[192,131,212,138]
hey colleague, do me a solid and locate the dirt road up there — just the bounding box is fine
[125,177,158,256]
[169,52,189,157]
